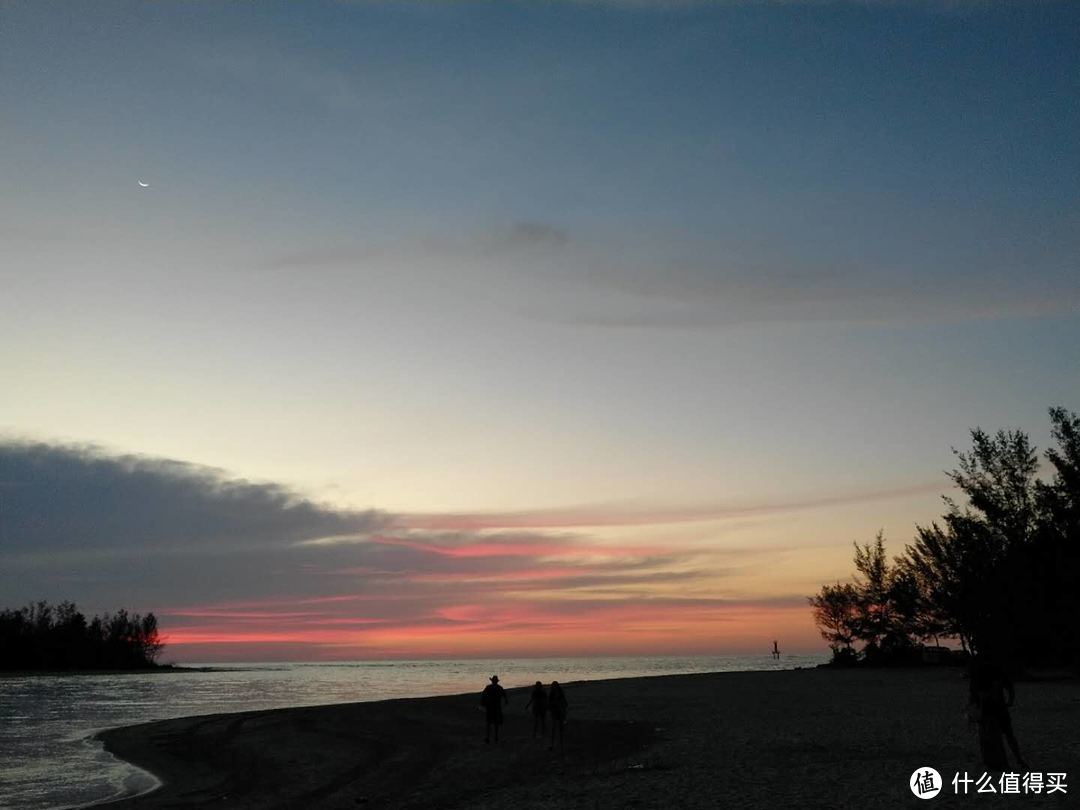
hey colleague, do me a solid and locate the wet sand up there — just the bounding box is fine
[98,668,1078,809]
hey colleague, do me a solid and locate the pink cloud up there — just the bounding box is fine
[153,497,849,660]
[410,566,587,583]
[160,594,823,660]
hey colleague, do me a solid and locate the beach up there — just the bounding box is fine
[97,667,1078,809]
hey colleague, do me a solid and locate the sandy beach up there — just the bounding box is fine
[96,667,1078,809]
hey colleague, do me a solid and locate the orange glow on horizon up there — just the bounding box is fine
[146,501,877,662]
[160,597,822,661]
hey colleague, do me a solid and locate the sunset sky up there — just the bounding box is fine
[2,0,1078,661]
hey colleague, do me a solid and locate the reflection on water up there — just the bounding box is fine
[0,654,823,809]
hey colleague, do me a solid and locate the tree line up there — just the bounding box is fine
[0,601,164,671]
[810,406,1080,668]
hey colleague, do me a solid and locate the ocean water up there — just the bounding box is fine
[0,654,824,810]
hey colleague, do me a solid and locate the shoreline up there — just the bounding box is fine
[1,665,214,678]
[94,678,658,810]
[92,667,1080,808]
[72,767,161,810]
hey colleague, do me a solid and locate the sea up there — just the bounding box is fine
[0,653,824,810]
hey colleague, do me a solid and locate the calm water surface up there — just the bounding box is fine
[0,654,824,810]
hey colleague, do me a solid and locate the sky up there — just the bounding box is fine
[1,0,1078,662]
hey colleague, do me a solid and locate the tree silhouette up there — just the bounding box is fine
[811,532,925,664]
[0,601,165,671]
[808,581,860,662]
[812,407,1080,668]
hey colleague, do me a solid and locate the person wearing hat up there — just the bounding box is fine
[480,675,508,743]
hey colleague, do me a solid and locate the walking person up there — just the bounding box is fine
[480,675,508,743]
[524,681,548,739]
[969,655,1027,772]
[548,681,568,751]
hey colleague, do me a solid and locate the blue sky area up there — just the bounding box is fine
[1,1,1077,657]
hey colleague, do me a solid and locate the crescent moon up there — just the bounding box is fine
[138,181,150,188]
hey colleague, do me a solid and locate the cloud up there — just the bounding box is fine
[157,591,816,659]
[257,221,570,275]
[0,441,386,553]
[0,442,707,611]
[527,254,1080,330]
[254,214,1079,333]
[395,481,944,530]
[0,440,888,658]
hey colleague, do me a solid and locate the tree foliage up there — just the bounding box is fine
[809,581,860,656]
[811,407,1080,668]
[0,601,164,671]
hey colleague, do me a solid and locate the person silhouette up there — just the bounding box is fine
[772,640,780,660]
[548,681,568,751]
[969,655,1027,772]
[524,680,548,738]
[480,675,508,743]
